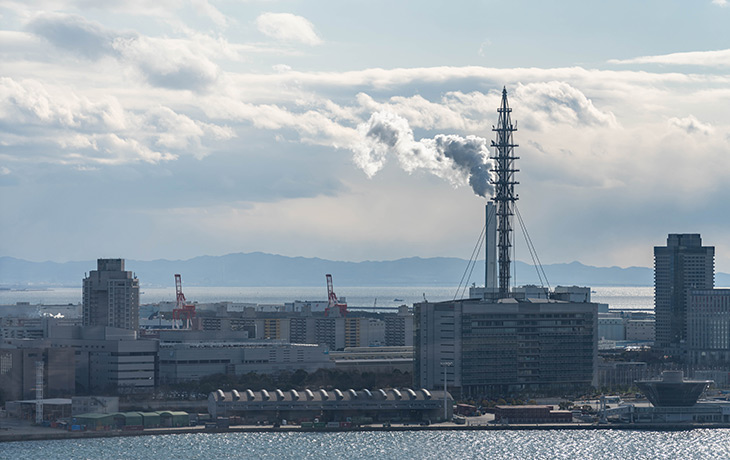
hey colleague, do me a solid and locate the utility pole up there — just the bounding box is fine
[440,361,453,421]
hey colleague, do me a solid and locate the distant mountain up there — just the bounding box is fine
[2,252,725,288]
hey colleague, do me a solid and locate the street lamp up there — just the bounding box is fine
[440,361,453,421]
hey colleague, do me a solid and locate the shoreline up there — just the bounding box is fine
[3,422,730,443]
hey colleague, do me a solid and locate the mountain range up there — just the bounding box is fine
[2,253,729,288]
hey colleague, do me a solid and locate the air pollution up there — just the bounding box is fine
[352,111,495,197]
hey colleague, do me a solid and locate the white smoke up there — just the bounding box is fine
[352,111,494,197]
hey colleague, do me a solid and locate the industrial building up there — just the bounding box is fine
[83,258,140,331]
[158,341,332,384]
[0,347,75,400]
[413,89,599,398]
[208,388,452,423]
[414,296,598,397]
[2,325,158,394]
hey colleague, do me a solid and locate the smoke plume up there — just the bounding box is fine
[352,111,494,197]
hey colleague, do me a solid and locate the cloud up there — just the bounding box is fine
[112,36,220,91]
[352,111,494,197]
[609,49,730,67]
[26,12,122,59]
[256,12,322,46]
[668,115,714,135]
[712,0,728,7]
[0,77,233,165]
[24,12,221,91]
[513,81,617,130]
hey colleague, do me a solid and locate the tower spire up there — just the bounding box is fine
[491,87,519,298]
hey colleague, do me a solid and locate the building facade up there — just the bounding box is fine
[158,341,332,384]
[0,347,75,400]
[687,288,730,364]
[414,297,598,397]
[83,259,140,331]
[654,234,714,358]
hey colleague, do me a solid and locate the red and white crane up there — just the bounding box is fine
[325,273,348,316]
[172,274,196,329]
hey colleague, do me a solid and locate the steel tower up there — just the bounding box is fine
[491,88,519,298]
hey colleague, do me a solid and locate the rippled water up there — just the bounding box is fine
[3,429,729,459]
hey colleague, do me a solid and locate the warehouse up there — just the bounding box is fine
[208,388,452,423]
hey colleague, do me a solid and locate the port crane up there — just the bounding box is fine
[172,274,196,329]
[325,274,348,316]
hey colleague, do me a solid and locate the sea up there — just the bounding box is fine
[0,286,656,312]
[2,429,729,459]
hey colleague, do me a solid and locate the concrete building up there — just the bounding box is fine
[0,347,75,400]
[158,341,332,385]
[625,319,655,342]
[71,396,119,415]
[83,259,140,331]
[598,314,625,341]
[687,288,730,364]
[654,234,715,358]
[329,346,413,373]
[1,316,80,339]
[414,296,598,397]
[384,306,414,347]
[184,307,397,351]
[2,326,158,394]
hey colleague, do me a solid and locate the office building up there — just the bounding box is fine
[687,288,730,364]
[83,258,140,331]
[654,234,715,358]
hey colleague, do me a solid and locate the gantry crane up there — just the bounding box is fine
[325,273,348,316]
[172,274,196,329]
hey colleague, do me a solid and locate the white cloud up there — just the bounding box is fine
[24,12,225,91]
[712,0,728,7]
[609,49,730,67]
[256,12,322,46]
[668,115,714,135]
[513,81,618,130]
[0,77,233,165]
[112,35,221,91]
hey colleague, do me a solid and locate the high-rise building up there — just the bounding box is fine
[83,258,140,331]
[654,234,714,357]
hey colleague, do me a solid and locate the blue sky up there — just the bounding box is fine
[2,1,730,275]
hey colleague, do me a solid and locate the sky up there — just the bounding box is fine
[2,1,730,274]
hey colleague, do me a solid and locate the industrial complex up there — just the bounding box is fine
[3,89,730,438]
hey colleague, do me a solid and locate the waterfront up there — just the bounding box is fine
[0,286,656,311]
[3,429,729,459]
